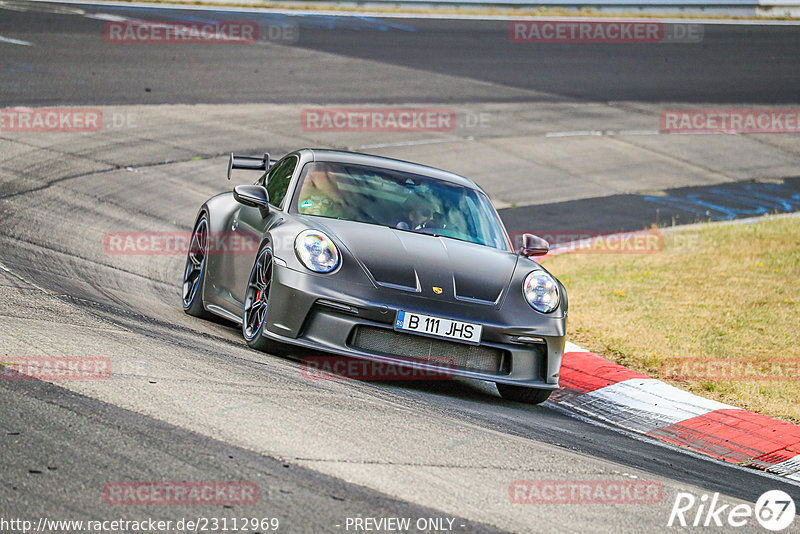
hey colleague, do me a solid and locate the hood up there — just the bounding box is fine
[317,219,518,305]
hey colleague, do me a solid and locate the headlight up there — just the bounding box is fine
[295,230,340,273]
[523,271,560,313]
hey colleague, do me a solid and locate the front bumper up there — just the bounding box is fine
[261,264,566,388]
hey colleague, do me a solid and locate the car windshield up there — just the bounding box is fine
[291,161,510,250]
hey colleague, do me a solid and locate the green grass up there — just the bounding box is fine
[545,215,800,423]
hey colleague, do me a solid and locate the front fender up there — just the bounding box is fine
[195,192,242,311]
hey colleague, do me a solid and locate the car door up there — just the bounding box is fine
[228,154,298,308]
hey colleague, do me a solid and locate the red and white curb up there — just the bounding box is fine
[553,341,800,479]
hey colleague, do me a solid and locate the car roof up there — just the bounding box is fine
[303,148,480,190]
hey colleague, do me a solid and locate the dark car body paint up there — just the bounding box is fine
[193,149,567,389]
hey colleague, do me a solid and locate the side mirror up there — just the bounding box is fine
[234,185,270,216]
[518,233,550,257]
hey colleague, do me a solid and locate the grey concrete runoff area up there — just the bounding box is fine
[1,2,799,533]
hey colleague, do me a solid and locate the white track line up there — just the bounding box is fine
[545,129,661,137]
[83,13,133,21]
[0,35,33,45]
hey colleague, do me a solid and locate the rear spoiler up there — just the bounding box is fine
[227,152,277,180]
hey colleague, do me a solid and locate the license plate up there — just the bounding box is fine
[394,310,482,344]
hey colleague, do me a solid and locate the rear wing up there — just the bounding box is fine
[227,153,277,180]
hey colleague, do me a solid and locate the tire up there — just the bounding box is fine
[242,246,284,353]
[496,383,552,405]
[182,216,212,318]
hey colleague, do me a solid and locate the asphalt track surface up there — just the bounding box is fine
[500,176,800,234]
[0,3,799,105]
[1,2,800,533]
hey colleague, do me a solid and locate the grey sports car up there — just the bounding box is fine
[182,149,567,404]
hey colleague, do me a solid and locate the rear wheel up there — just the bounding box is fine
[182,217,211,318]
[496,383,552,405]
[242,246,283,353]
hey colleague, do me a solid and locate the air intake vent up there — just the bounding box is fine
[350,326,509,375]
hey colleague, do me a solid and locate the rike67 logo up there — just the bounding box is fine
[669,490,795,531]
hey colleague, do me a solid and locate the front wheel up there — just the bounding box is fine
[496,383,552,405]
[242,246,283,353]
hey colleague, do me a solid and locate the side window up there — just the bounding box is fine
[265,156,297,209]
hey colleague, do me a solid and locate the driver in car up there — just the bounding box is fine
[409,204,434,230]
[395,198,434,231]
[297,170,349,219]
